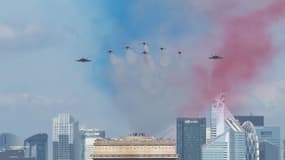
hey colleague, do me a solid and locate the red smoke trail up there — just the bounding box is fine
[182,0,285,115]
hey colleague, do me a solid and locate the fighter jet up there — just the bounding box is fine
[142,51,148,54]
[108,49,113,54]
[160,47,165,51]
[76,58,91,63]
[209,54,223,59]
[141,42,149,54]
[125,46,131,50]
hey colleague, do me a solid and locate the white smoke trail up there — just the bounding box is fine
[143,53,156,74]
[159,49,171,67]
[125,49,137,65]
[107,46,193,134]
[143,43,150,53]
[109,53,127,86]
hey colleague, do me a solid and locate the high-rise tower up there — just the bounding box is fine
[24,133,48,160]
[177,117,206,160]
[210,94,226,139]
[52,113,79,160]
[242,121,259,160]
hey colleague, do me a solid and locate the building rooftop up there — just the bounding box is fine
[94,135,175,146]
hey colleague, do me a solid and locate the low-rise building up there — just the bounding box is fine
[93,133,177,160]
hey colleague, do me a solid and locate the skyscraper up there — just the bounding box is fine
[234,115,264,127]
[201,131,230,160]
[259,141,279,160]
[256,126,280,160]
[210,94,226,139]
[202,119,246,160]
[241,121,259,160]
[24,133,48,160]
[80,128,105,160]
[256,127,280,148]
[177,117,206,160]
[52,113,79,160]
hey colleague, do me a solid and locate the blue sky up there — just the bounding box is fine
[0,0,285,146]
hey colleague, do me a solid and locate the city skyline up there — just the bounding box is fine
[0,1,285,160]
[0,0,285,139]
[0,107,283,160]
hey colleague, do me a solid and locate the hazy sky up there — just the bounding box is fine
[0,0,285,142]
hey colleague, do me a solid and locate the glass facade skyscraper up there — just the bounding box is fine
[177,117,206,160]
[256,127,280,160]
[52,113,79,160]
[256,127,280,148]
[259,141,279,160]
[202,131,230,160]
[24,133,48,160]
[202,118,246,160]
[241,121,259,160]
[210,95,226,139]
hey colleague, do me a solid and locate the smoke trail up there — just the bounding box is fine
[125,48,137,65]
[104,0,285,135]
[159,49,171,67]
[108,48,191,134]
[184,0,285,114]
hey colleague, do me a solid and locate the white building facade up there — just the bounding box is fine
[80,128,105,160]
[203,93,247,160]
[52,113,79,160]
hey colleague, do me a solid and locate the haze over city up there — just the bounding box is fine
[0,0,285,155]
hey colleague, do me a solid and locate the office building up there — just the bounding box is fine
[206,128,211,144]
[256,127,280,148]
[259,141,279,160]
[177,117,206,160]
[80,128,105,160]
[0,149,34,160]
[202,131,230,160]
[202,119,246,160]
[24,133,48,160]
[210,95,226,139]
[52,113,79,160]
[0,133,22,150]
[256,127,280,160]
[235,115,264,127]
[242,121,259,160]
[93,133,177,160]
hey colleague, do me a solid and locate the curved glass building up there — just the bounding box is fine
[242,121,259,160]
[24,133,48,160]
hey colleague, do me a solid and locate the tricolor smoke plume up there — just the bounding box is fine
[185,0,285,114]
[108,45,190,134]
[105,0,285,134]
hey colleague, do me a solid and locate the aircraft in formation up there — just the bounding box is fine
[76,58,92,63]
[76,42,224,63]
[209,54,223,60]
